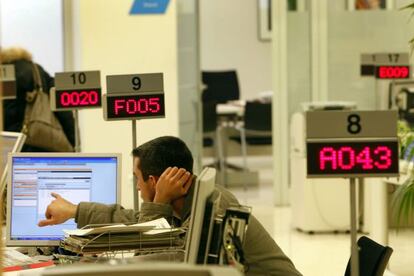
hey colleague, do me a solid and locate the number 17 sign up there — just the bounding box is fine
[306,110,399,178]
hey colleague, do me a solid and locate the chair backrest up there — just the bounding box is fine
[202,71,240,103]
[202,101,218,133]
[344,236,393,276]
[244,101,272,132]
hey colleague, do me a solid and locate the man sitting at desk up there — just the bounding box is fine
[38,136,301,276]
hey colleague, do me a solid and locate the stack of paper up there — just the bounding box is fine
[60,218,185,254]
[2,248,54,272]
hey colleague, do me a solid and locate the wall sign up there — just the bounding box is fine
[104,73,165,121]
[130,0,170,15]
[51,71,102,111]
[306,110,399,178]
[0,64,17,99]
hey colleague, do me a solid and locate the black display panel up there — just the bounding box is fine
[307,141,399,177]
[105,93,165,120]
[55,89,102,109]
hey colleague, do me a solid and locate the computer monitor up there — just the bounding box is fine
[0,131,26,195]
[184,167,216,264]
[6,153,121,246]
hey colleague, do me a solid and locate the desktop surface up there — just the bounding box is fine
[6,153,121,246]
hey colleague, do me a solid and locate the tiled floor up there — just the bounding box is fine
[214,156,414,276]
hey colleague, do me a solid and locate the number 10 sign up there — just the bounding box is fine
[306,110,399,178]
[51,71,102,111]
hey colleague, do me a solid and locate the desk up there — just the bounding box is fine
[216,100,245,117]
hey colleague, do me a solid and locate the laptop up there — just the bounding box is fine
[6,153,121,246]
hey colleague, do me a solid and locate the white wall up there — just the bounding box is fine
[0,0,63,75]
[200,0,272,100]
[72,0,179,209]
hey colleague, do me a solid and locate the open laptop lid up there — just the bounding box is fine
[6,152,122,246]
[0,131,26,195]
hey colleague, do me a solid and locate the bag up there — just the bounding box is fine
[22,64,74,152]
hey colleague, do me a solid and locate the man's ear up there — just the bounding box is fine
[148,175,159,189]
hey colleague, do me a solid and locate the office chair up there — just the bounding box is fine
[230,101,272,165]
[222,101,272,189]
[241,101,272,144]
[203,101,218,147]
[344,236,393,276]
[202,70,240,103]
[202,101,224,181]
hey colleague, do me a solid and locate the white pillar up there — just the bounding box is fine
[310,0,328,102]
[272,0,289,205]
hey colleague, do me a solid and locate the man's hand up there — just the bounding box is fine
[154,167,193,204]
[37,193,77,227]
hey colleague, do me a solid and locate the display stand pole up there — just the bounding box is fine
[73,110,80,152]
[350,177,359,276]
[358,177,364,231]
[132,120,139,211]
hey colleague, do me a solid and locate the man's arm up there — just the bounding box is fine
[75,202,137,228]
[37,193,138,229]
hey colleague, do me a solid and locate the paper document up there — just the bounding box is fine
[63,218,171,237]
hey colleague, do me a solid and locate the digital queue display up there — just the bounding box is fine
[375,65,410,79]
[54,89,102,109]
[104,93,165,120]
[307,141,399,177]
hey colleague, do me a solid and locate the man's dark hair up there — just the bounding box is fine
[132,136,193,180]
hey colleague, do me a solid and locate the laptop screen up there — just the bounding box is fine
[7,153,121,246]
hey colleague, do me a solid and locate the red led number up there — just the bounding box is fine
[378,66,409,79]
[319,146,392,171]
[374,146,392,169]
[114,97,161,115]
[60,91,99,106]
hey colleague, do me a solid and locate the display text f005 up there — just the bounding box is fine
[104,93,165,120]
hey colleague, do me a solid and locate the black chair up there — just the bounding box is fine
[230,101,272,144]
[227,101,272,174]
[243,101,272,145]
[202,101,224,173]
[202,101,218,147]
[202,71,240,103]
[344,236,393,276]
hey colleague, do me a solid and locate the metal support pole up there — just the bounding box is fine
[350,177,359,276]
[73,110,81,152]
[358,178,364,232]
[132,120,138,211]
